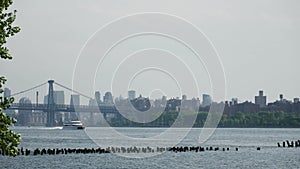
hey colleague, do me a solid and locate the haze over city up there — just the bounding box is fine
[1,0,299,103]
[2,1,300,168]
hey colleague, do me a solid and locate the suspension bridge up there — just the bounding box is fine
[7,80,118,127]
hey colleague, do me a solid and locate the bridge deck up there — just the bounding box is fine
[8,103,118,113]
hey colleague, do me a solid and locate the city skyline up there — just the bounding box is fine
[5,85,299,106]
[6,85,300,127]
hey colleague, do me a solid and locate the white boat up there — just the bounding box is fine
[63,120,85,130]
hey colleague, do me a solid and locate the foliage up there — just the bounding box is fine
[0,0,21,59]
[0,77,21,156]
[107,111,300,128]
[218,111,300,128]
[0,0,21,156]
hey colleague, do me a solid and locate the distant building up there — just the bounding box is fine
[118,95,124,101]
[89,98,97,106]
[255,90,266,108]
[128,90,136,100]
[85,98,100,126]
[280,94,283,102]
[3,87,15,118]
[55,91,64,104]
[165,98,181,112]
[130,95,151,111]
[278,94,289,103]
[157,96,167,107]
[69,94,80,120]
[266,94,294,113]
[43,91,65,123]
[233,101,259,113]
[70,94,80,106]
[181,97,200,112]
[44,91,65,104]
[202,94,212,107]
[103,92,113,104]
[232,98,238,105]
[95,91,101,105]
[182,95,187,100]
[162,96,167,103]
[153,98,163,108]
[17,97,32,126]
[292,100,300,113]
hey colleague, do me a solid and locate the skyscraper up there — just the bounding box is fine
[70,94,80,120]
[128,90,136,100]
[202,94,212,107]
[103,92,113,104]
[54,91,64,104]
[44,91,65,104]
[95,91,101,105]
[18,97,32,126]
[255,90,266,108]
[70,94,80,106]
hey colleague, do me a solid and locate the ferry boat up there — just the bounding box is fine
[63,120,85,130]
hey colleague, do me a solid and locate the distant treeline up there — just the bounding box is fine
[107,111,300,128]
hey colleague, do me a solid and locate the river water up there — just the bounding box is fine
[0,127,299,169]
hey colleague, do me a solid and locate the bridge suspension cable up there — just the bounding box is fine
[54,82,92,100]
[9,82,48,97]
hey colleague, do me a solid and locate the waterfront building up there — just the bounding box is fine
[69,94,80,120]
[17,97,32,126]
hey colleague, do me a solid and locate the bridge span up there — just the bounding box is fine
[9,103,118,113]
[7,80,118,127]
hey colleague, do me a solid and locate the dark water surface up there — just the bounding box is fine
[0,127,299,169]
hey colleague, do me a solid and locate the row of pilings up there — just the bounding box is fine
[4,140,299,156]
[10,146,263,156]
[277,140,300,148]
[17,147,110,156]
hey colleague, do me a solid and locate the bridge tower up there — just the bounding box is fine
[46,80,55,127]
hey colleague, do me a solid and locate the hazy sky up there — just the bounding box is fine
[1,0,299,104]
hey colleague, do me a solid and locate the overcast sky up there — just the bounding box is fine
[1,0,299,104]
